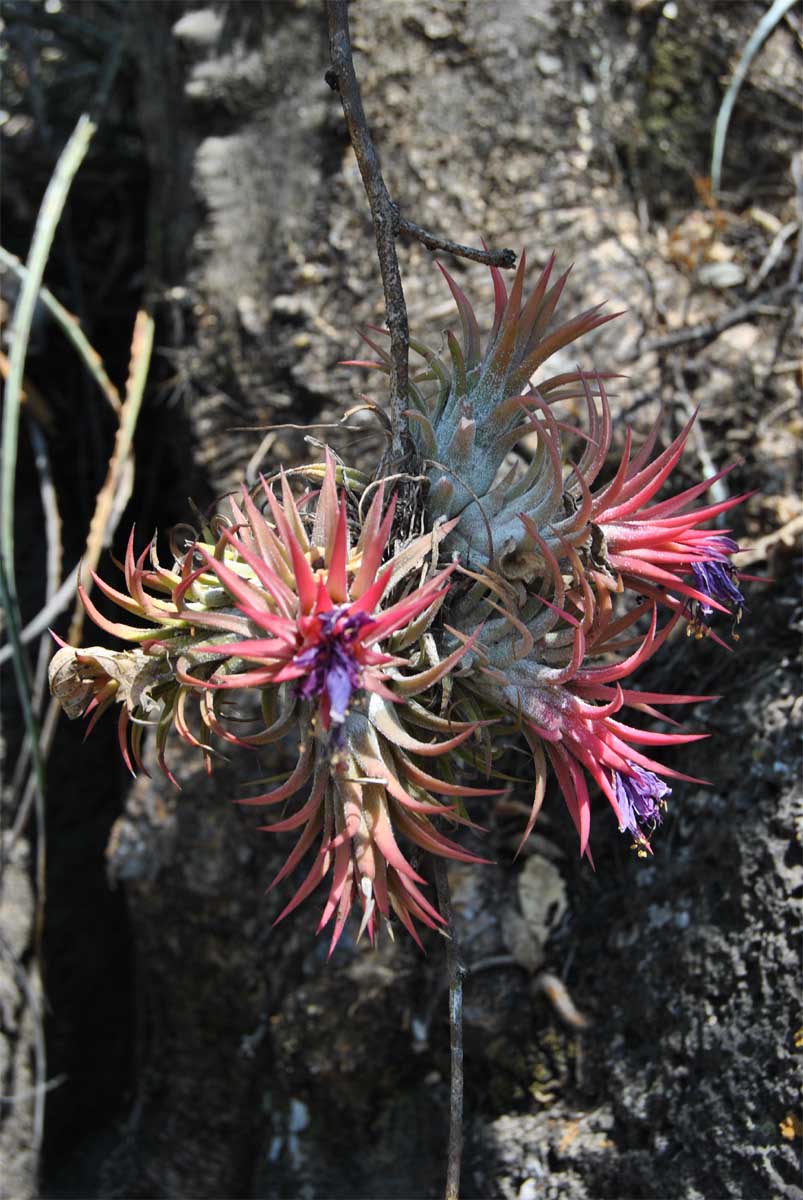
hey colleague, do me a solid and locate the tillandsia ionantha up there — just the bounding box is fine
[49,251,753,951]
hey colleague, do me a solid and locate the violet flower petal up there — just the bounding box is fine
[613,765,671,841]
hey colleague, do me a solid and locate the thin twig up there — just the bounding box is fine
[747,221,799,295]
[0,569,81,669]
[395,211,516,269]
[0,450,136,667]
[764,153,803,385]
[8,416,62,805]
[433,858,466,1200]
[670,361,730,527]
[637,281,799,355]
[25,417,62,711]
[0,1074,67,1104]
[325,1,516,472]
[10,701,60,846]
[736,512,803,568]
[327,0,409,471]
[789,153,803,288]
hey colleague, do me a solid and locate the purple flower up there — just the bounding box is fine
[295,607,374,726]
[691,559,744,617]
[613,765,671,845]
[689,536,745,633]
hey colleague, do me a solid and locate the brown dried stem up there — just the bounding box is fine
[325,0,515,475]
[395,211,516,268]
[433,857,466,1200]
[326,0,409,470]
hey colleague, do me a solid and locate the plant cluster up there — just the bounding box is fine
[49,253,750,952]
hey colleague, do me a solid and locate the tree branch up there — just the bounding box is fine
[326,1,517,475]
[433,857,466,1200]
[326,0,409,470]
[636,281,798,356]
[395,210,516,269]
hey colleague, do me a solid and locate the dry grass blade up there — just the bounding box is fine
[9,311,153,845]
[0,246,122,416]
[69,308,154,646]
[7,416,63,804]
[433,858,466,1200]
[26,419,62,710]
[1,113,96,616]
[0,116,98,1072]
[711,0,798,196]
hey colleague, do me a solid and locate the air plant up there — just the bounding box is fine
[51,457,497,951]
[50,251,751,945]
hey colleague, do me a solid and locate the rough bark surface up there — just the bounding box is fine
[2,1,801,1197]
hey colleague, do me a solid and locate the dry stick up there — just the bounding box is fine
[637,281,799,355]
[737,512,803,568]
[789,153,803,288]
[325,0,515,471]
[433,858,466,1200]
[8,416,63,803]
[0,464,133,669]
[325,10,513,1195]
[747,221,799,295]
[670,361,730,528]
[395,211,516,269]
[326,0,409,471]
[26,417,61,709]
